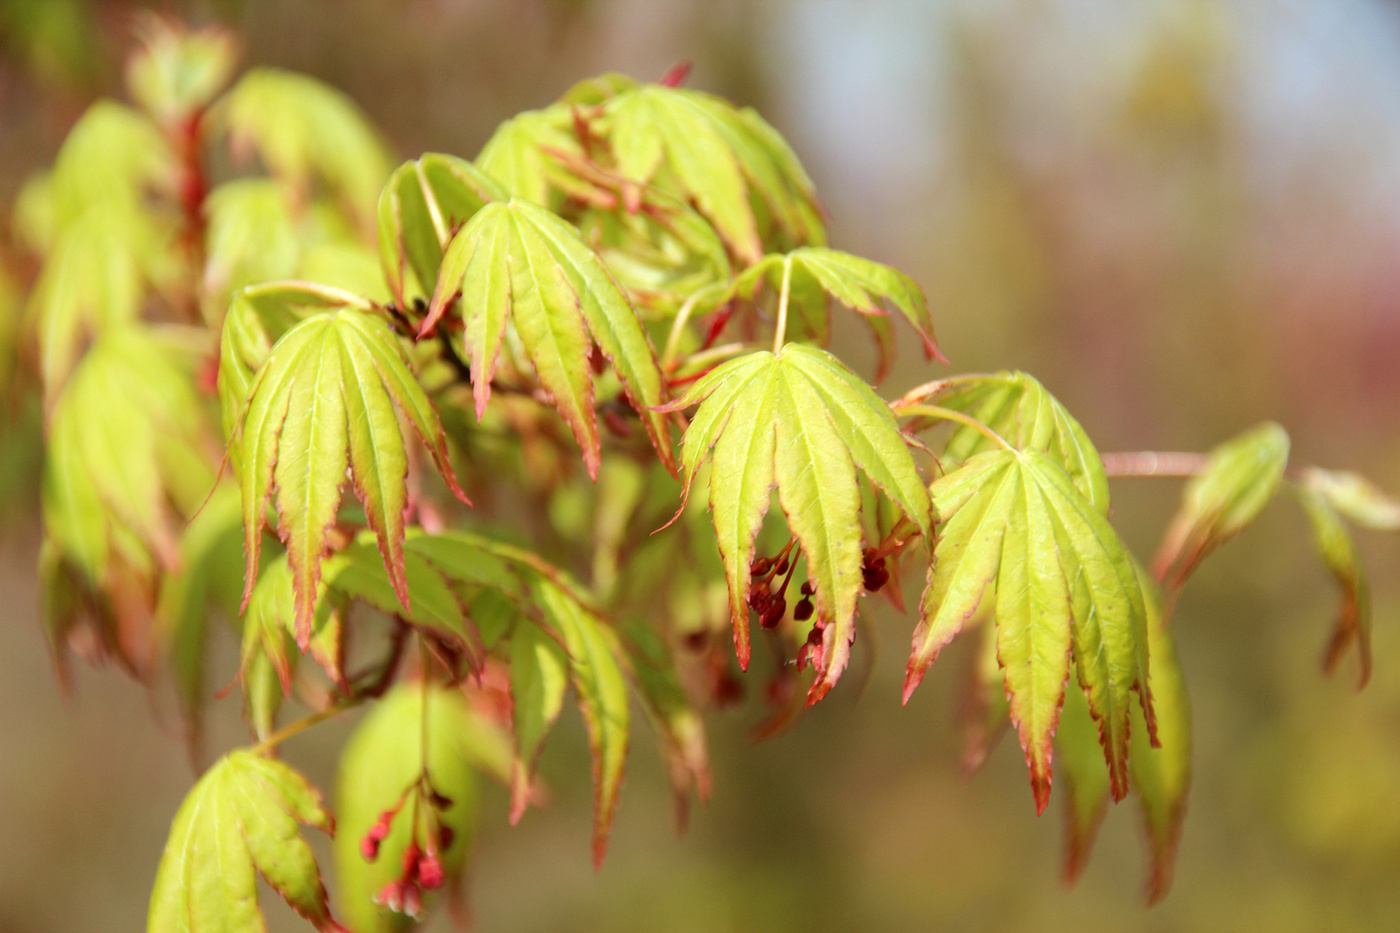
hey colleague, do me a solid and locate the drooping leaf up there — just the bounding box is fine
[730,248,942,380]
[46,100,170,231]
[507,618,569,823]
[665,344,931,699]
[1128,565,1191,905]
[154,483,245,747]
[1295,487,1372,687]
[1154,422,1290,591]
[148,750,339,933]
[1298,466,1400,531]
[238,556,299,739]
[958,612,1010,774]
[376,153,506,305]
[334,683,508,933]
[622,619,712,830]
[1056,672,1111,885]
[203,179,301,313]
[906,448,1152,813]
[904,371,1110,514]
[536,578,631,869]
[424,198,673,477]
[217,67,393,225]
[231,308,465,643]
[43,328,210,592]
[602,84,825,263]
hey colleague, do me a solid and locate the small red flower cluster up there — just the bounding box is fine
[360,779,456,918]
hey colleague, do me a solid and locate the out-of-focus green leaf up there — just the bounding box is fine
[377,154,505,304]
[1154,422,1289,590]
[1295,487,1372,687]
[732,248,941,379]
[1129,566,1191,905]
[203,179,300,313]
[29,208,149,395]
[665,344,930,699]
[536,578,631,869]
[334,683,508,933]
[958,613,1009,774]
[907,371,1110,514]
[43,328,209,590]
[425,198,673,476]
[154,483,245,747]
[148,750,339,932]
[507,619,569,822]
[559,72,639,106]
[907,448,1151,813]
[47,100,169,231]
[217,68,393,226]
[238,556,298,739]
[1299,466,1400,531]
[622,620,711,829]
[232,309,464,643]
[125,16,238,124]
[1057,670,1111,885]
[602,84,826,263]
[12,170,56,255]
[576,188,731,316]
[475,106,600,208]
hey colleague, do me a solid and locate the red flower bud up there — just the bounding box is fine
[417,852,446,890]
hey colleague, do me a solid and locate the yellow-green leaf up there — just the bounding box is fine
[1295,487,1372,687]
[148,750,338,933]
[1154,422,1289,590]
[507,618,569,823]
[667,345,930,696]
[425,199,673,477]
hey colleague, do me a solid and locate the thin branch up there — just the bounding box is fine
[1100,452,1210,478]
[771,254,793,355]
[661,290,707,371]
[251,695,367,755]
[895,403,1011,450]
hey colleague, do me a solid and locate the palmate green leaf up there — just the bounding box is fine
[1295,487,1373,688]
[602,84,826,263]
[217,68,393,226]
[906,371,1110,513]
[233,308,465,644]
[1129,565,1191,905]
[43,328,209,591]
[334,683,509,933]
[401,529,641,864]
[474,106,601,209]
[148,750,340,933]
[536,578,631,868]
[1154,422,1290,591]
[906,448,1152,813]
[424,198,674,477]
[731,248,942,380]
[665,344,931,701]
[376,154,506,305]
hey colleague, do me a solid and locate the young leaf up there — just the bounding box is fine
[665,344,931,699]
[1057,673,1111,885]
[602,84,826,263]
[203,179,301,312]
[905,371,1110,513]
[474,106,600,208]
[238,555,299,736]
[217,67,393,225]
[1295,487,1373,687]
[233,309,465,643]
[731,248,942,379]
[907,448,1152,813]
[1299,466,1400,531]
[424,198,673,477]
[148,750,340,933]
[334,683,508,933]
[46,100,170,230]
[376,153,505,304]
[125,17,238,125]
[1129,566,1191,905]
[507,618,569,823]
[536,578,631,869]
[1154,422,1290,591]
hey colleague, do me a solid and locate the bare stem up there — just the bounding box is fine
[662,291,706,371]
[1100,452,1210,478]
[252,695,365,755]
[771,254,793,355]
[895,403,1012,450]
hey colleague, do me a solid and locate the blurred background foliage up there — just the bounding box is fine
[2,1,1399,931]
